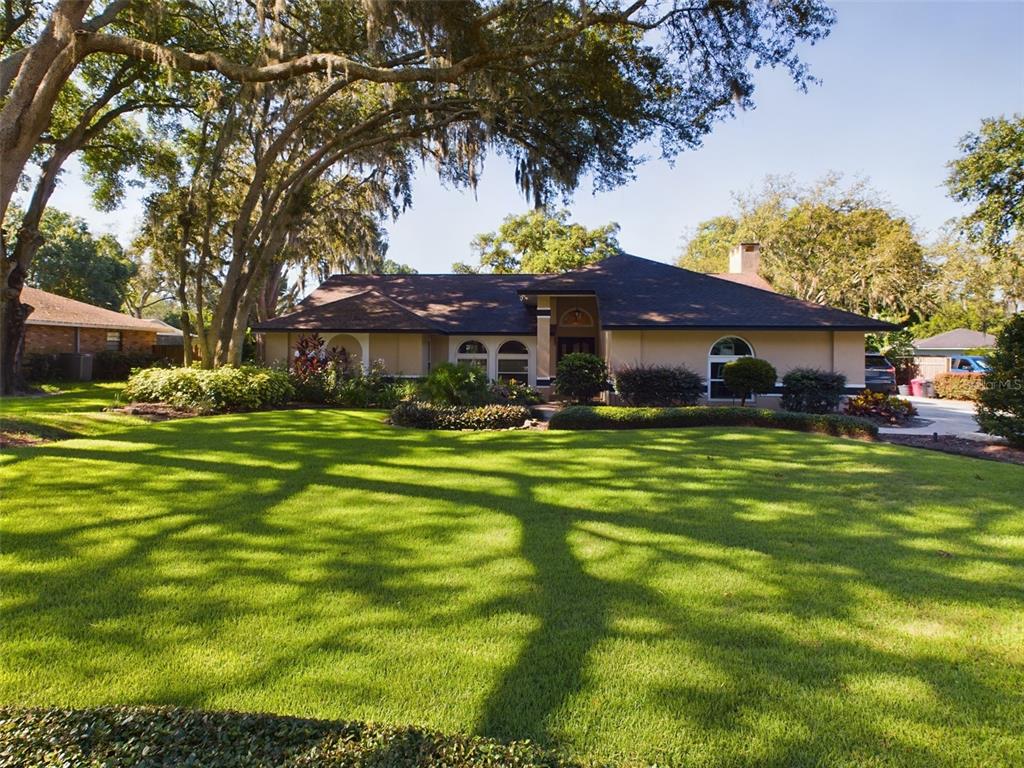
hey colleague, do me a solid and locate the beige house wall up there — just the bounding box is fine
[367,334,428,375]
[606,328,866,400]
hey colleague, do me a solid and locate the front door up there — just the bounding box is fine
[558,336,596,360]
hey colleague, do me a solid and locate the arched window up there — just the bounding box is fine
[497,340,530,382]
[560,307,593,327]
[708,336,754,400]
[456,340,488,370]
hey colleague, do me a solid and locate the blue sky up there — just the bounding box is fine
[45,1,1024,272]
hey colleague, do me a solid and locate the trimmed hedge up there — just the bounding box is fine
[391,401,531,430]
[548,405,878,439]
[933,372,986,401]
[613,364,704,406]
[554,353,608,404]
[0,706,582,768]
[780,368,847,414]
[123,366,294,413]
[94,350,158,381]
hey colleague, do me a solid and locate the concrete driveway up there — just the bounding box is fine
[879,395,983,438]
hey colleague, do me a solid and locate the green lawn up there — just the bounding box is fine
[0,381,143,440]
[1,410,1022,766]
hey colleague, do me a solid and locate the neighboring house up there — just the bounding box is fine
[255,246,892,403]
[22,286,171,356]
[912,328,996,357]
[912,327,997,382]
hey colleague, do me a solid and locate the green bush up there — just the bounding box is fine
[0,706,582,768]
[933,372,986,401]
[555,352,608,403]
[421,363,491,406]
[22,353,61,383]
[488,378,542,406]
[977,313,1024,446]
[123,365,294,413]
[722,357,777,406]
[613,364,704,406]
[780,368,847,413]
[843,389,916,424]
[93,350,158,381]
[391,401,531,430]
[548,405,878,439]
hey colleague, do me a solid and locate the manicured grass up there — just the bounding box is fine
[1,410,1022,766]
[0,382,143,440]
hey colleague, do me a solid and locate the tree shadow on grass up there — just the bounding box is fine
[2,413,1023,765]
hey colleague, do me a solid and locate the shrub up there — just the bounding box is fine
[421,363,491,406]
[722,357,777,406]
[613,364,704,406]
[933,371,986,401]
[780,368,847,413]
[93,350,157,381]
[488,378,542,406]
[843,389,916,424]
[0,706,582,768]
[555,352,608,403]
[391,401,531,430]
[22,353,61,383]
[977,313,1024,446]
[123,365,294,413]
[548,405,877,439]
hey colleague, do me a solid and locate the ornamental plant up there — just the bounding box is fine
[843,389,916,425]
[933,372,986,402]
[613,364,704,406]
[722,357,777,406]
[421,363,491,406]
[555,353,608,404]
[977,313,1024,446]
[780,368,847,413]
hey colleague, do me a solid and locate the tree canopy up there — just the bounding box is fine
[677,175,932,323]
[455,209,620,274]
[10,208,134,310]
[946,114,1024,253]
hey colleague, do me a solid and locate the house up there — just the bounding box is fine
[254,246,893,403]
[912,328,996,357]
[911,327,996,381]
[23,286,167,356]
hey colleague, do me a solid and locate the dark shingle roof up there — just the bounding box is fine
[253,275,537,334]
[254,253,894,334]
[521,253,894,331]
[914,328,996,349]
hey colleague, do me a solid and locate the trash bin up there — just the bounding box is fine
[897,384,910,396]
[909,377,925,397]
[922,381,935,398]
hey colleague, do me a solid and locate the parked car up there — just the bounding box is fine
[948,355,990,374]
[865,353,897,394]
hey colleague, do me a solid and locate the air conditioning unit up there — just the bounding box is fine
[58,352,94,381]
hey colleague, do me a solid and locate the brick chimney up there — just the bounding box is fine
[728,242,761,275]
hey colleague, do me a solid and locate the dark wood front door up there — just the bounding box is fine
[558,336,596,360]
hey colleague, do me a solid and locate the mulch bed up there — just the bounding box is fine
[109,403,197,421]
[880,434,1024,466]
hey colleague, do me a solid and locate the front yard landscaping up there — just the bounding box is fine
[1,407,1022,766]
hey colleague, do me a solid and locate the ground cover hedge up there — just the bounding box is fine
[390,401,531,430]
[933,372,986,401]
[0,706,583,768]
[548,405,878,438]
[122,366,294,413]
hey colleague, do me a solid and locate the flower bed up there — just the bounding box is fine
[548,405,878,439]
[843,389,916,424]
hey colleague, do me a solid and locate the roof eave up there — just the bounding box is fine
[601,322,897,332]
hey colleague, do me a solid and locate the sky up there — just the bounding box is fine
[43,1,1024,273]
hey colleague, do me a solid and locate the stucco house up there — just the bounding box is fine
[255,245,892,403]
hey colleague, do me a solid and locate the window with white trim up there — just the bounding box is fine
[456,340,488,370]
[708,336,754,399]
[497,340,529,382]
